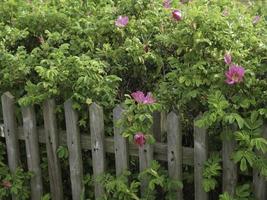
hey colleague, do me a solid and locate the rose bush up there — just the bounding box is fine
[0,0,266,199]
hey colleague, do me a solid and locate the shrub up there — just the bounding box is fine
[0,0,266,199]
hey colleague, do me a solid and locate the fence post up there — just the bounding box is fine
[253,124,267,200]
[89,103,106,199]
[64,99,84,200]
[113,105,129,176]
[167,111,183,199]
[194,115,208,200]
[22,105,43,200]
[222,126,237,196]
[43,99,63,200]
[1,92,21,171]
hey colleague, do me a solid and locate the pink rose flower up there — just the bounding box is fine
[172,10,182,21]
[131,91,145,104]
[252,16,260,24]
[143,92,155,104]
[115,16,129,27]
[134,132,146,147]
[224,52,232,65]
[131,91,156,104]
[225,65,245,85]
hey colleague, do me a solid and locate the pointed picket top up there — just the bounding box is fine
[22,105,43,200]
[1,91,21,197]
[43,99,64,200]
[167,111,179,121]
[113,104,128,176]
[2,91,15,101]
[167,110,183,199]
[89,101,106,198]
[113,104,124,118]
[194,113,208,200]
[64,98,84,200]
[64,98,73,109]
[90,102,102,112]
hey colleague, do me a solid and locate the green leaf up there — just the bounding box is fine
[240,158,247,171]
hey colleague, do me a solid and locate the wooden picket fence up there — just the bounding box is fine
[0,91,266,200]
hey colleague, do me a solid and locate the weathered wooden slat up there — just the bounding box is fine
[1,92,21,200]
[43,99,63,200]
[0,124,195,165]
[153,111,167,142]
[167,111,183,199]
[153,111,162,142]
[194,117,208,200]
[222,127,237,196]
[253,124,267,200]
[89,103,106,199]
[1,92,21,172]
[113,105,128,176]
[139,142,153,196]
[21,105,43,200]
[139,122,154,197]
[64,99,84,200]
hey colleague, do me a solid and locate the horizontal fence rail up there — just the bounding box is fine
[0,124,194,165]
[0,91,266,200]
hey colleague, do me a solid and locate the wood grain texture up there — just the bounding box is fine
[22,105,43,200]
[89,103,106,199]
[0,124,194,165]
[1,92,21,171]
[43,99,63,200]
[153,111,162,142]
[113,105,129,176]
[222,127,237,196]
[167,111,183,199]
[64,99,84,200]
[139,121,154,197]
[1,92,21,200]
[253,124,267,200]
[194,116,208,200]
[139,142,153,197]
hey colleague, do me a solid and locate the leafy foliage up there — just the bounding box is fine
[97,160,182,200]
[98,171,140,200]
[0,0,266,199]
[219,184,254,200]
[118,94,161,143]
[0,143,31,199]
[203,153,222,192]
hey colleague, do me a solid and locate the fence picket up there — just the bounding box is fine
[1,92,21,200]
[1,92,21,172]
[167,111,183,199]
[113,105,129,176]
[139,123,154,197]
[89,103,106,199]
[3,95,262,200]
[153,111,166,142]
[222,127,237,196]
[253,124,267,200]
[194,116,208,200]
[64,99,84,200]
[43,99,63,200]
[22,105,43,200]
